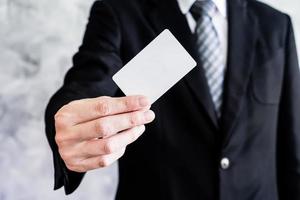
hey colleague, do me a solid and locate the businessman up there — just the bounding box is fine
[45,0,300,199]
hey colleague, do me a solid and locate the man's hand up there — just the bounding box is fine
[54,95,155,172]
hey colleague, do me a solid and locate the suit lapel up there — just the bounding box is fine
[145,0,219,128]
[221,0,258,144]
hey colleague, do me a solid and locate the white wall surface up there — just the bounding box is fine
[0,0,299,200]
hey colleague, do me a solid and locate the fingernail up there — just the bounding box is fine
[144,110,155,122]
[139,96,150,107]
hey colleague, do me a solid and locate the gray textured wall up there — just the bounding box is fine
[0,0,299,199]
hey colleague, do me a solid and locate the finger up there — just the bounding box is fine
[66,95,151,124]
[80,125,145,157]
[80,147,126,171]
[72,110,154,141]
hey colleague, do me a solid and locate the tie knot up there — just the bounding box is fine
[190,0,216,21]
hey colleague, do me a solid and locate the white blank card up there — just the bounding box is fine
[113,29,197,104]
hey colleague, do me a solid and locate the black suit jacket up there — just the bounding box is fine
[45,0,300,199]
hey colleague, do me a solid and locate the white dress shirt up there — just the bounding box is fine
[177,0,228,65]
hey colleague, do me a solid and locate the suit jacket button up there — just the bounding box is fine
[221,157,230,170]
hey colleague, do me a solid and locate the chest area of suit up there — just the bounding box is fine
[117,1,285,138]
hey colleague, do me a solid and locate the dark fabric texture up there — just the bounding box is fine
[44,0,300,199]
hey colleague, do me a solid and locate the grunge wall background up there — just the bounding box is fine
[0,0,299,199]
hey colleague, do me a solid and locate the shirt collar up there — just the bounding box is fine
[177,0,227,18]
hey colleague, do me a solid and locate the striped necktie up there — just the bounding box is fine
[190,0,226,118]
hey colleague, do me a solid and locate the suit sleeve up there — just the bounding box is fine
[44,0,122,195]
[277,16,300,199]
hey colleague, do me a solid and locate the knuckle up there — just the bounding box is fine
[95,100,110,116]
[96,119,111,136]
[54,133,64,146]
[69,163,87,172]
[59,150,68,160]
[123,98,131,109]
[94,120,103,133]
[59,150,73,162]
[129,113,140,126]
[75,164,87,172]
[78,167,87,173]
[63,157,85,172]
[54,111,70,128]
[65,163,75,171]
[103,139,115,154]
[124,97,136,110]
[98,157,110,168]
[68,164,84,173]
